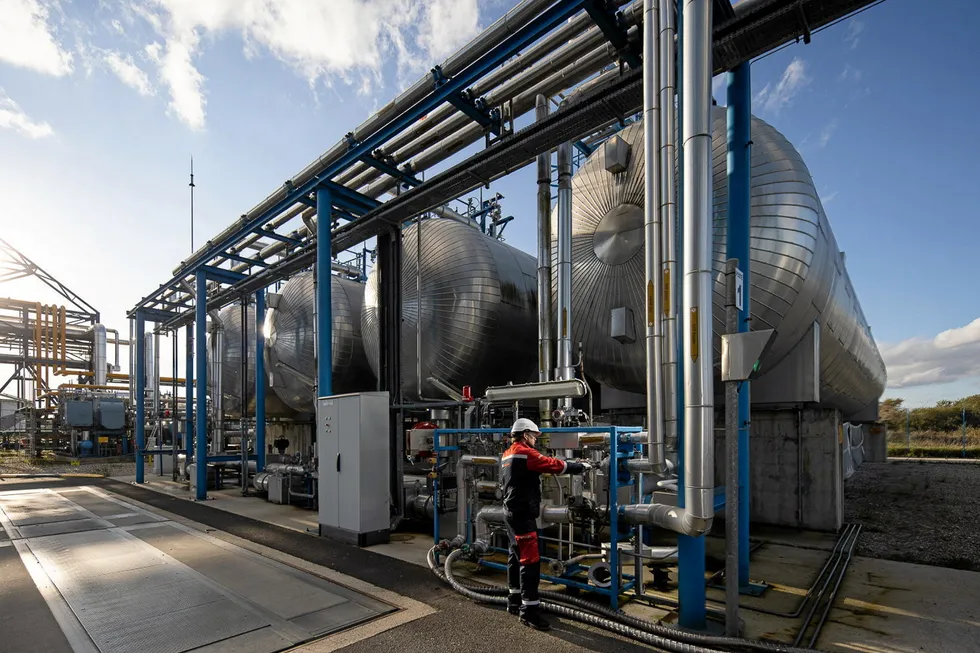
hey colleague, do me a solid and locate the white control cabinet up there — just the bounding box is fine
[317,392,391,546]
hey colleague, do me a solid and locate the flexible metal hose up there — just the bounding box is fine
[432,548,820,653]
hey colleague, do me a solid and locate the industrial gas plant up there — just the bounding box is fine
[1,0,902,650]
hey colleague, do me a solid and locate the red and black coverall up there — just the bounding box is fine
[501,440,585,613]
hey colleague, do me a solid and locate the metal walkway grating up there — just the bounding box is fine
[0,487,395,653]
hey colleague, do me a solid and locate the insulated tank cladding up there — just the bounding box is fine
[562,109,886,417]
[265,272,374,413]
[362,217,539,400]
[210,303,294,418]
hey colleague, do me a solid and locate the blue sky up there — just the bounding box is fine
[0,0,978,408]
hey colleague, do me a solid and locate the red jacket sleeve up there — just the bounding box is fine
[526,448,570,475]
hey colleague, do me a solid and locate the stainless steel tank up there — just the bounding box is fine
[361,216,539,400]
[209,303,294,418]
[562,109,886,416]
[265,272,374,413]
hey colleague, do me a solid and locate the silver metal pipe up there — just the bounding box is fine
[334,7,623,188]
[556,140,574,404]
[264,462,306,475]
[93,324,107,387]
[536,94,554,427]
[210,318,224,453]
[174,0,556,275]
[680,0,715,532]
[542,505,573,524]
[659,0,679,454]
[361,45,623,200]
[475,505,507,542]
[484,379,586,403]
[456,455,501,540]
[643,0,667,476]
[128,318,134,400]
[105,328,121,371]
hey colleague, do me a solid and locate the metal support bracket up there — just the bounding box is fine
[583,0,641,68]
[432,66,503,136]
[361,152,422,187]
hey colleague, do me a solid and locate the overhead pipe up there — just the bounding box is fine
[484,379,587,403]
[659,0,679,454]
[536,94,554,427]
[173,0,559,275]
[643,0,668,476]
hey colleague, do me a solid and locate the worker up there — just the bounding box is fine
[502,417,592,631]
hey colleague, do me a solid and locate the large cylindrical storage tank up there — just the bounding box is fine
[362,217,538,400]
[561,109,886,417]
[265,272,374,413]
[209,303,294,418]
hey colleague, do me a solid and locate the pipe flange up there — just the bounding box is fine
[549,560,566,577]
[587,561,613,589]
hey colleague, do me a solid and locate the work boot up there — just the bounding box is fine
[507,593,521,616]
[520,607,551,631]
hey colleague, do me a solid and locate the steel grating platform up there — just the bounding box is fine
[0,487,396,653]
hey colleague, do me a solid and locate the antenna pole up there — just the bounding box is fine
[189,156,196,252]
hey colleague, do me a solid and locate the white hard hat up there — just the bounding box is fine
[511,418,540,434]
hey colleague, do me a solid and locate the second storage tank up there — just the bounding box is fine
[265,272,375,413]
[361,216,539,400]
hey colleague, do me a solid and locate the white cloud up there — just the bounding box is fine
[754,57,809,115]
[818,120,838,147]
[0,88,54,138]
[129,0,482,130]
[111,18,125,34]
[0,0,74,76]
[880,317,980,388]
[103,51,155,97]
[839,63,862,83]
[843,19,864,50]
[822,190,838,204]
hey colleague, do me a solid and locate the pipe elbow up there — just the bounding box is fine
[683,513,713,536]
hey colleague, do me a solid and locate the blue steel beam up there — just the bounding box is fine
[574,141,593,157]
[135,312,146,484]
[726,61,752,587]
[223,252,268,268]
[195,270,208,500]
[316,179,381,213]
[255,289,266,472]
[583,0,642,68]
[432,67,502,136]
[128,0,588,319]
[254,228,301,246]
[185,323,194,463]
[360,153,422,187]
[316,188,333,397]
[139,308,181,323]
[199,265,246,285]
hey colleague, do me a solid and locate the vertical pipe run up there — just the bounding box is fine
[93,324,107,387]
[659,0,679,455]
[727,61,753,586]
[195,270,208,500]
[210,321,224,454]
[185,324,194,463]
[679,0,713,630]
[316,187,334,398]
[556,141,574,407]
[536,94,554,427]
[255,290,266,472]
[135,312,146,484]
[643,0,666,474]
[724,258,740,636]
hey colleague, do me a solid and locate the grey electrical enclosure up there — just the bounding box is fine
[317,391,391,546]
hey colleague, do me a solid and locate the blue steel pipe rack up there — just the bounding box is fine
[430,426,643,611]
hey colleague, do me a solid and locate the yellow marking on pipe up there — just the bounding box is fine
[662,268,670,316]
[647,281,655,326]
[561,308,568,338]
[690,308,699,362]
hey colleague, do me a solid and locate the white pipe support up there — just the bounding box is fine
[484,379,587,403]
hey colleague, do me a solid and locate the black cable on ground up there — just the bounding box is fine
[432,547,822,653]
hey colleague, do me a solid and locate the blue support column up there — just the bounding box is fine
[675,0,707,631]
[185,323,194,462]
[727,61,753,587]
[195,270,208,500]
[255,289,266,472]
[135,312,146,484]
[316,187,333,398]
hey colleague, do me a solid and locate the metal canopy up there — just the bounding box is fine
[129,0,880,321]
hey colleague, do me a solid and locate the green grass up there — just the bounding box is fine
[888,429,980,459]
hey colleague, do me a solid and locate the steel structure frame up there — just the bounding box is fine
[124,0,883,630]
